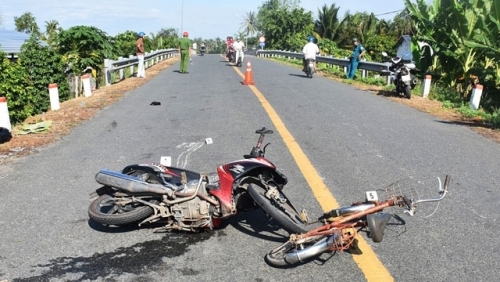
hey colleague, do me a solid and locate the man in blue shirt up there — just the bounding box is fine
[347,38,366,79]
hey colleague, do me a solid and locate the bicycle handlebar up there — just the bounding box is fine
[403,175,450,216]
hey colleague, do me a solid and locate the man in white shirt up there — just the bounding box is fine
[233,37,245,66]
[302,36,320,72]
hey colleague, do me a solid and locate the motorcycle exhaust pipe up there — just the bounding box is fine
[95,169,169,194]
[284,234,338,264]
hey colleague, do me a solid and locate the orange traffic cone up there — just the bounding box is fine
[242,61,255,85]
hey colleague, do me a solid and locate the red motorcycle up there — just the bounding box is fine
[88,127,308,234]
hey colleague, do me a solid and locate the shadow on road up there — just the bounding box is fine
[288,73,310,78]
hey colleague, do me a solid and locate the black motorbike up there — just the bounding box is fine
[226,46,236,63]
[304,58,315,78]
[200,46,206,56]
[382,52,418,99]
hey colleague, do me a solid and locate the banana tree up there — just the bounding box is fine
[404,0,493,87]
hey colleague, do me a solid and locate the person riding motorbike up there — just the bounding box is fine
[302,36,320,72]
[233,37,245,66]
[226,36,234,60]
[200,42,206,54]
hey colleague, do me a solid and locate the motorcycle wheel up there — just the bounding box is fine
[88,194,154,226]
[265,237,323,267]
[403,84,412,99]
[307,70,313,78]
[247,184,308,234]
[237,58,242,67]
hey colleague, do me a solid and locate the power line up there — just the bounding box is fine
[374,9,405,17]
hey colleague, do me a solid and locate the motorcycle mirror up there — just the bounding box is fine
[382,52,388,57]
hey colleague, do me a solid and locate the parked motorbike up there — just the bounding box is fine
[88,127,308,234]
[382,52,418,99]
[200,46,206,56]
[304,58,315,78]
[265,175,450,267]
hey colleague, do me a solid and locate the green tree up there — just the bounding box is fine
[56,25,113,84]
[0,51,35,124]
[14,12,40,36]
[240,11,259,42]
[257,0,301,31]
[18,36,70,115]
[314,3,348,43]
[390,9,416,38]
[43,20,62,46]
[154,28,179,49]
[257,2,314,51]
[339,12,378,48]
[404,0,495,87]
[364,34,397,62]
[112,30,138,58]
[375,19,392,35]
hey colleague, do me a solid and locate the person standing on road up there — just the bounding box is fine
[178,31,192,74]
[346,37,366,79]
[136,32,146,78]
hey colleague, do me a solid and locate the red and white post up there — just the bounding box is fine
[48,83,60,111]
[469,84,484,110]
[422,75,432,98]
[0,96,12,131]
[82,74,92,97]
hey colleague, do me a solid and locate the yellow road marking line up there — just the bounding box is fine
[233,64,394,282]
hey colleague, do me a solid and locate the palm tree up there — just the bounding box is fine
[240,11,259,39]
[336,12,377,47]
[314,3,346,42]
[44,20,61,45]
[375,19,392,35]
[390,9,416,38]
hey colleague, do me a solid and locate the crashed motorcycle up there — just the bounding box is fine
[88,127,307,234]
[382,52,418,99]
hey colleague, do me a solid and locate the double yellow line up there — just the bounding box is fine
[233,63,394,282]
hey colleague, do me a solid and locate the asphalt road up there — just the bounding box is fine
[0,53,499,282]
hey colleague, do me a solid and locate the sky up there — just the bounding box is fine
[0,0,407,40]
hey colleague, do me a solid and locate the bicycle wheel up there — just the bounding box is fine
[247,184,308,234]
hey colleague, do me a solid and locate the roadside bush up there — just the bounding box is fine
[19,36,71,115]
[0,51,36,124]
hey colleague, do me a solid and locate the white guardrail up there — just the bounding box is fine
[256,49,392,82]
[103,49,179,86]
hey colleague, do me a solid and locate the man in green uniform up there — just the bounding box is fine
[178,31,192,74]
[347,37,366,79]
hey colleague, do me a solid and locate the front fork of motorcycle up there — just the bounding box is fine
[264,186,309,224]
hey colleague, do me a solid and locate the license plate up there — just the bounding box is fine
[402,74,411,82]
